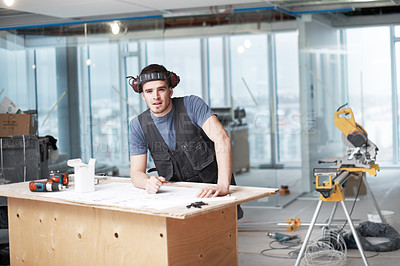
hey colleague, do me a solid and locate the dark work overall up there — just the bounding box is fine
[138,97,243,219]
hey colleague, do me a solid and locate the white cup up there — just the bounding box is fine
[68,158,96,193]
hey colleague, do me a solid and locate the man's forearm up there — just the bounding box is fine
[130,154,150,189]
[201,115,233,195]
[131,170,167,194]
[130,171,150,189]
[215,134,232,192]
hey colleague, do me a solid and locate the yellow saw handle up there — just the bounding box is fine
[333,108,357,136]
[334,107,367,147]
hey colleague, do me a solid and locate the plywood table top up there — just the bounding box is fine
[0,177,278,219]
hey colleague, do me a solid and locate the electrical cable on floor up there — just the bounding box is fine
[260,236,302,259]
[347,252,379,259]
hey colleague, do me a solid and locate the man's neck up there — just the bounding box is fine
[151,101,173,118]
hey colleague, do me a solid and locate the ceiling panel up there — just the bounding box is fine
[0,0,399,30]
[1,0,149,18]
[0,0,269,19]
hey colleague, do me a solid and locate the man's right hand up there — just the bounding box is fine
[145,176,166,194]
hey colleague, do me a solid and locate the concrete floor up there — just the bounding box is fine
[237,167,400,265]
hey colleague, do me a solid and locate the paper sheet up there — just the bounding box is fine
[40,182,235,211]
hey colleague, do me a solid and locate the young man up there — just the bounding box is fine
[128,64,242,216]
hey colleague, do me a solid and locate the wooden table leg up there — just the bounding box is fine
[166,205,238,265]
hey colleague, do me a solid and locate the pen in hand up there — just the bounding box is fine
[157,176,168,183]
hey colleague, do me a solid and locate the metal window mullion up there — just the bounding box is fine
[118,42,129,165]
[200,38,210,104]
[139,41,147,112]
[390,26,399,164]
[223,36,231,107]
[268,34,279,166]
[33,50,39,128]
[340,29,350,107]
[86,46,94,159]
[78,45,92,162]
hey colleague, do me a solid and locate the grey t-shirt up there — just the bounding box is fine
[129,95,215,155]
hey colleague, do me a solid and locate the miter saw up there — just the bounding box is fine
[314,106,380,199]
[318,106,379,173]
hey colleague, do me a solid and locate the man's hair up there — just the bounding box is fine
[140,64,168,76]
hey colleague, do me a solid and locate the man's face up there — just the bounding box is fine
[141,80,173,117]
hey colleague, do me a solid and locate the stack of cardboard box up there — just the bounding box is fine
[0,96,37,138]
[0,95,44,189]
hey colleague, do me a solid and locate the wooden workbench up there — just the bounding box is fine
[0,177,277,265]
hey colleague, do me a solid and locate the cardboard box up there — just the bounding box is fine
[344,174,366,196]
[0,113,37,138]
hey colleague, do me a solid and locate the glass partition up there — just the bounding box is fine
[146,38,202,97]
[208,37,226,108]
[275,31,301,164]
[230,34,271,166]
[0,37,33,111]
[346,27,393,162]
[87,43,123,163]
[36,48,58,139]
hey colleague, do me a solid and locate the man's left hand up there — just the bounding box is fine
[196,185,229,198]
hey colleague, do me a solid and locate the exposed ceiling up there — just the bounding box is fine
[0,0,400,34]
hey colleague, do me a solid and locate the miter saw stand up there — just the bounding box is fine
[295,108,386,266]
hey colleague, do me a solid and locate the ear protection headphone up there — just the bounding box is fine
[126,71,180,93]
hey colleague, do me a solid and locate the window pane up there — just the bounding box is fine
[36,48,59,139]
[0,47,31,110]
[208,37,226,107]
[88,43,122,163]
[346,27,392,162]
[230,34,271,166]
[275,31,301,164]
[146,38,202,97]
[128,42,138,52]
[125,55,142,118]
[395,26,400,37]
